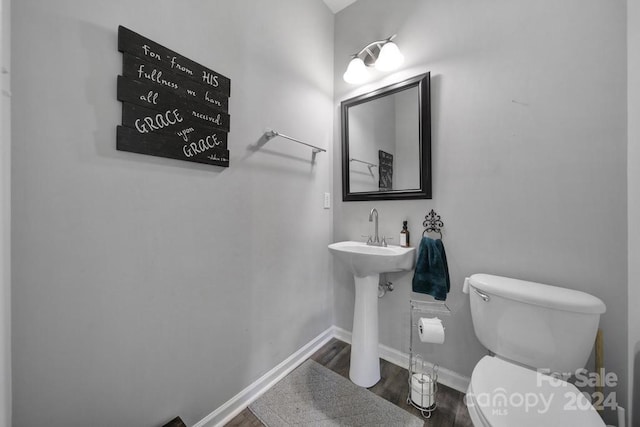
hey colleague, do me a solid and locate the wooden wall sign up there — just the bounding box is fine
[116,26,231,167]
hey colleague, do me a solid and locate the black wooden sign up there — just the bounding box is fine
[379,150,393,191]
[116,26,231,167]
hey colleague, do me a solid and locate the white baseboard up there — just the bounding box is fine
[195,325,470,426]
[193,326,335,427]
[331,325,352,344]
[332,326,470,393]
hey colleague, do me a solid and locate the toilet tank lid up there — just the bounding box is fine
[469,274,606,314]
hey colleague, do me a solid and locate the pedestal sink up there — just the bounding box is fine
[328,241,416,387]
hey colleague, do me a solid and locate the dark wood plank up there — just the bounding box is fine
[117,75,229,120]
[369,359,408,406]
[224,408,264,427]
[309,338,351,378]
[453,391,474,427]
[161,416,187,427]
[224,338,473,427]
[117,125,229,167]
[121,96,230,135]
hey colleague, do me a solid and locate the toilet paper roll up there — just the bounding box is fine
[410,373,435,409]
[418,317,445,344]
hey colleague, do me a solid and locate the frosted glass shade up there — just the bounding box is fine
[375,41,404,71]
[343,57,369,84]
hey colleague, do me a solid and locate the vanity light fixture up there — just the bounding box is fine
[343,35,404,84]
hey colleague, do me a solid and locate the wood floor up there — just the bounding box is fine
[225,338,474,427]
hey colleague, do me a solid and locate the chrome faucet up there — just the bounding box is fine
[368,208,380,246]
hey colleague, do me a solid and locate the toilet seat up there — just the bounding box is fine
[466,356,605,427]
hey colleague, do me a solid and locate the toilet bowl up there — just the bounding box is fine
[466,356,604,427]
[464,274,607,427]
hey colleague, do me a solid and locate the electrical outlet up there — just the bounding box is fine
[323,192,331,209]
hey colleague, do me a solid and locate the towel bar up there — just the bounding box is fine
[263,129,326,154]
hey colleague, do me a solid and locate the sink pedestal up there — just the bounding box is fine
[350,274,380,387]
[328,241,415,388]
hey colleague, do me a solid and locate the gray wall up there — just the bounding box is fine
[348,96,394,192]
[333,0,628,422]
[1,0,10,425]
[11,1,334,426]
[629,1,639,425]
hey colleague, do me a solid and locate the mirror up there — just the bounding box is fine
[341,73,431,201]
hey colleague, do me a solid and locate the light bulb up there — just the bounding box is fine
[343,57,369,84]
[375,41,404,71]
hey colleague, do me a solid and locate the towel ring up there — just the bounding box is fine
[422,209,443,239]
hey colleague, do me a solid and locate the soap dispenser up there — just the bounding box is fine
[400,220,410,247]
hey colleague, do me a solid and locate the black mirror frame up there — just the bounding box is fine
[341,72,431,201]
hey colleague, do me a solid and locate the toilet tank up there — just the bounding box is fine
[467,274,606,374]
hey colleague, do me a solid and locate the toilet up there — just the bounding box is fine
[463,274,607,427]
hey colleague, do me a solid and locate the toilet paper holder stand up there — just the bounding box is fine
[407,299,451,418]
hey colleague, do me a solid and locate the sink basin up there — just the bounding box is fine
[328,241,416,277]
[329,241,416,387]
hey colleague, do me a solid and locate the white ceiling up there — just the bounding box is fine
[322,0,358,14]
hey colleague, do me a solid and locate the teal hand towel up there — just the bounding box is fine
[412,237,450,300]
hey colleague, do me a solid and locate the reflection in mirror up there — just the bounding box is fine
[341,73,431,201]
[348,87,419,192]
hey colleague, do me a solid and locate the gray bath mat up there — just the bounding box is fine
[249,360,423,426]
